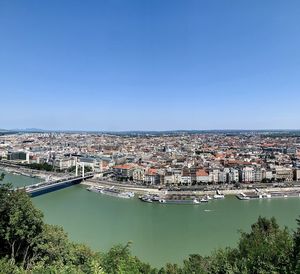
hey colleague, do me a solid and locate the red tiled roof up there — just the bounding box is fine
[196,169,208,177]
[146,168,157,175]
[113,164,134,170]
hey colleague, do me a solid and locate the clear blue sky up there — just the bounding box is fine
[0,0,299,131]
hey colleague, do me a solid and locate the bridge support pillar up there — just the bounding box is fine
[75,163,78,176]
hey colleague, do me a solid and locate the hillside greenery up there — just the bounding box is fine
[1,173,300,273]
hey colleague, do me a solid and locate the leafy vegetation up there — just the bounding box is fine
[68,165,93,173]
[1,172,300,273]
[25,163,54,172]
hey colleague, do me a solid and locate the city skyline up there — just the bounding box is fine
[2,128,300,133]
[1,0,300,130]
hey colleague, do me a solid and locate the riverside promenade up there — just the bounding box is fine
[82,179,300,197]
[0,161,61,180]
[82,179,161,195]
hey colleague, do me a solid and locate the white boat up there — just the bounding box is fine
[213,190,225,199]
[118,191,135,199]
[124,191,135,198]
[213,194,225,199]
[88,186,134,199]
[87,186,102,193]
[193,198,200,204]
[159,199,166,203]
[238,192,250,200]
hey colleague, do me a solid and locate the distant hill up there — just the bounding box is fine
[9,128,49,133]
[0,128,300,136]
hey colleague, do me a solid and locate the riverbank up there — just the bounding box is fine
[82,179,160,195]
[0,162,64,181]
[81,179,300,197]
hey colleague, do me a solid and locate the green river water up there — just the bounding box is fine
[2,170,300,267]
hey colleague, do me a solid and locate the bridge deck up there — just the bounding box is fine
[23,174,94,197]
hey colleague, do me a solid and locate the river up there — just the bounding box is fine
[2,170,300,267]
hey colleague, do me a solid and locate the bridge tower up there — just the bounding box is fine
[82,163,85,178]
[75,162,85,178]
[75,162,79,176]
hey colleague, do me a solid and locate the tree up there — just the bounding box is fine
[237,216,293,274]
[26,163,54,172]
[0,258,24,274]
[182,254,210,274]
[68,165,92,174]
[0,185,44,268]
[32,224,71,267]
[208,248,239,274]
[101,243,154,274]
[69,243,101,273]
[159,263,182,274]
[292,218,300,272]
[0,182,106,273]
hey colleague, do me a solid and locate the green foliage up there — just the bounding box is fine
[68,165,93,173]
[68,166,77,172]
[0,186,44,268]
[68,243,102,273]
[292,218,300,272]
[31,262,85,274]
[159,217,295,274]
[101,243,154,274]
[0,258,25,274]
[33,224,71,266]
[26,163,54,172]
[159,263,182,274]
[208,248,240,274]
[237,216,293,274]
[182,254,210,274]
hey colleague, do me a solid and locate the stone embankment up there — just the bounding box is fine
[82,179,160,195]
[82,179,300,196]
[0,162,63,181]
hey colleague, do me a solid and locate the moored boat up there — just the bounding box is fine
[87,186,102,193]
[87,186,135,199]
[213,190,225,199]
[151,194,160,201]
[193,198,200,204]
[236,192,250,200]
[139,195,153,203]
[157,198,202,205]
[206,195,212,200]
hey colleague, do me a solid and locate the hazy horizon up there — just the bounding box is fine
[2,127,300,133]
